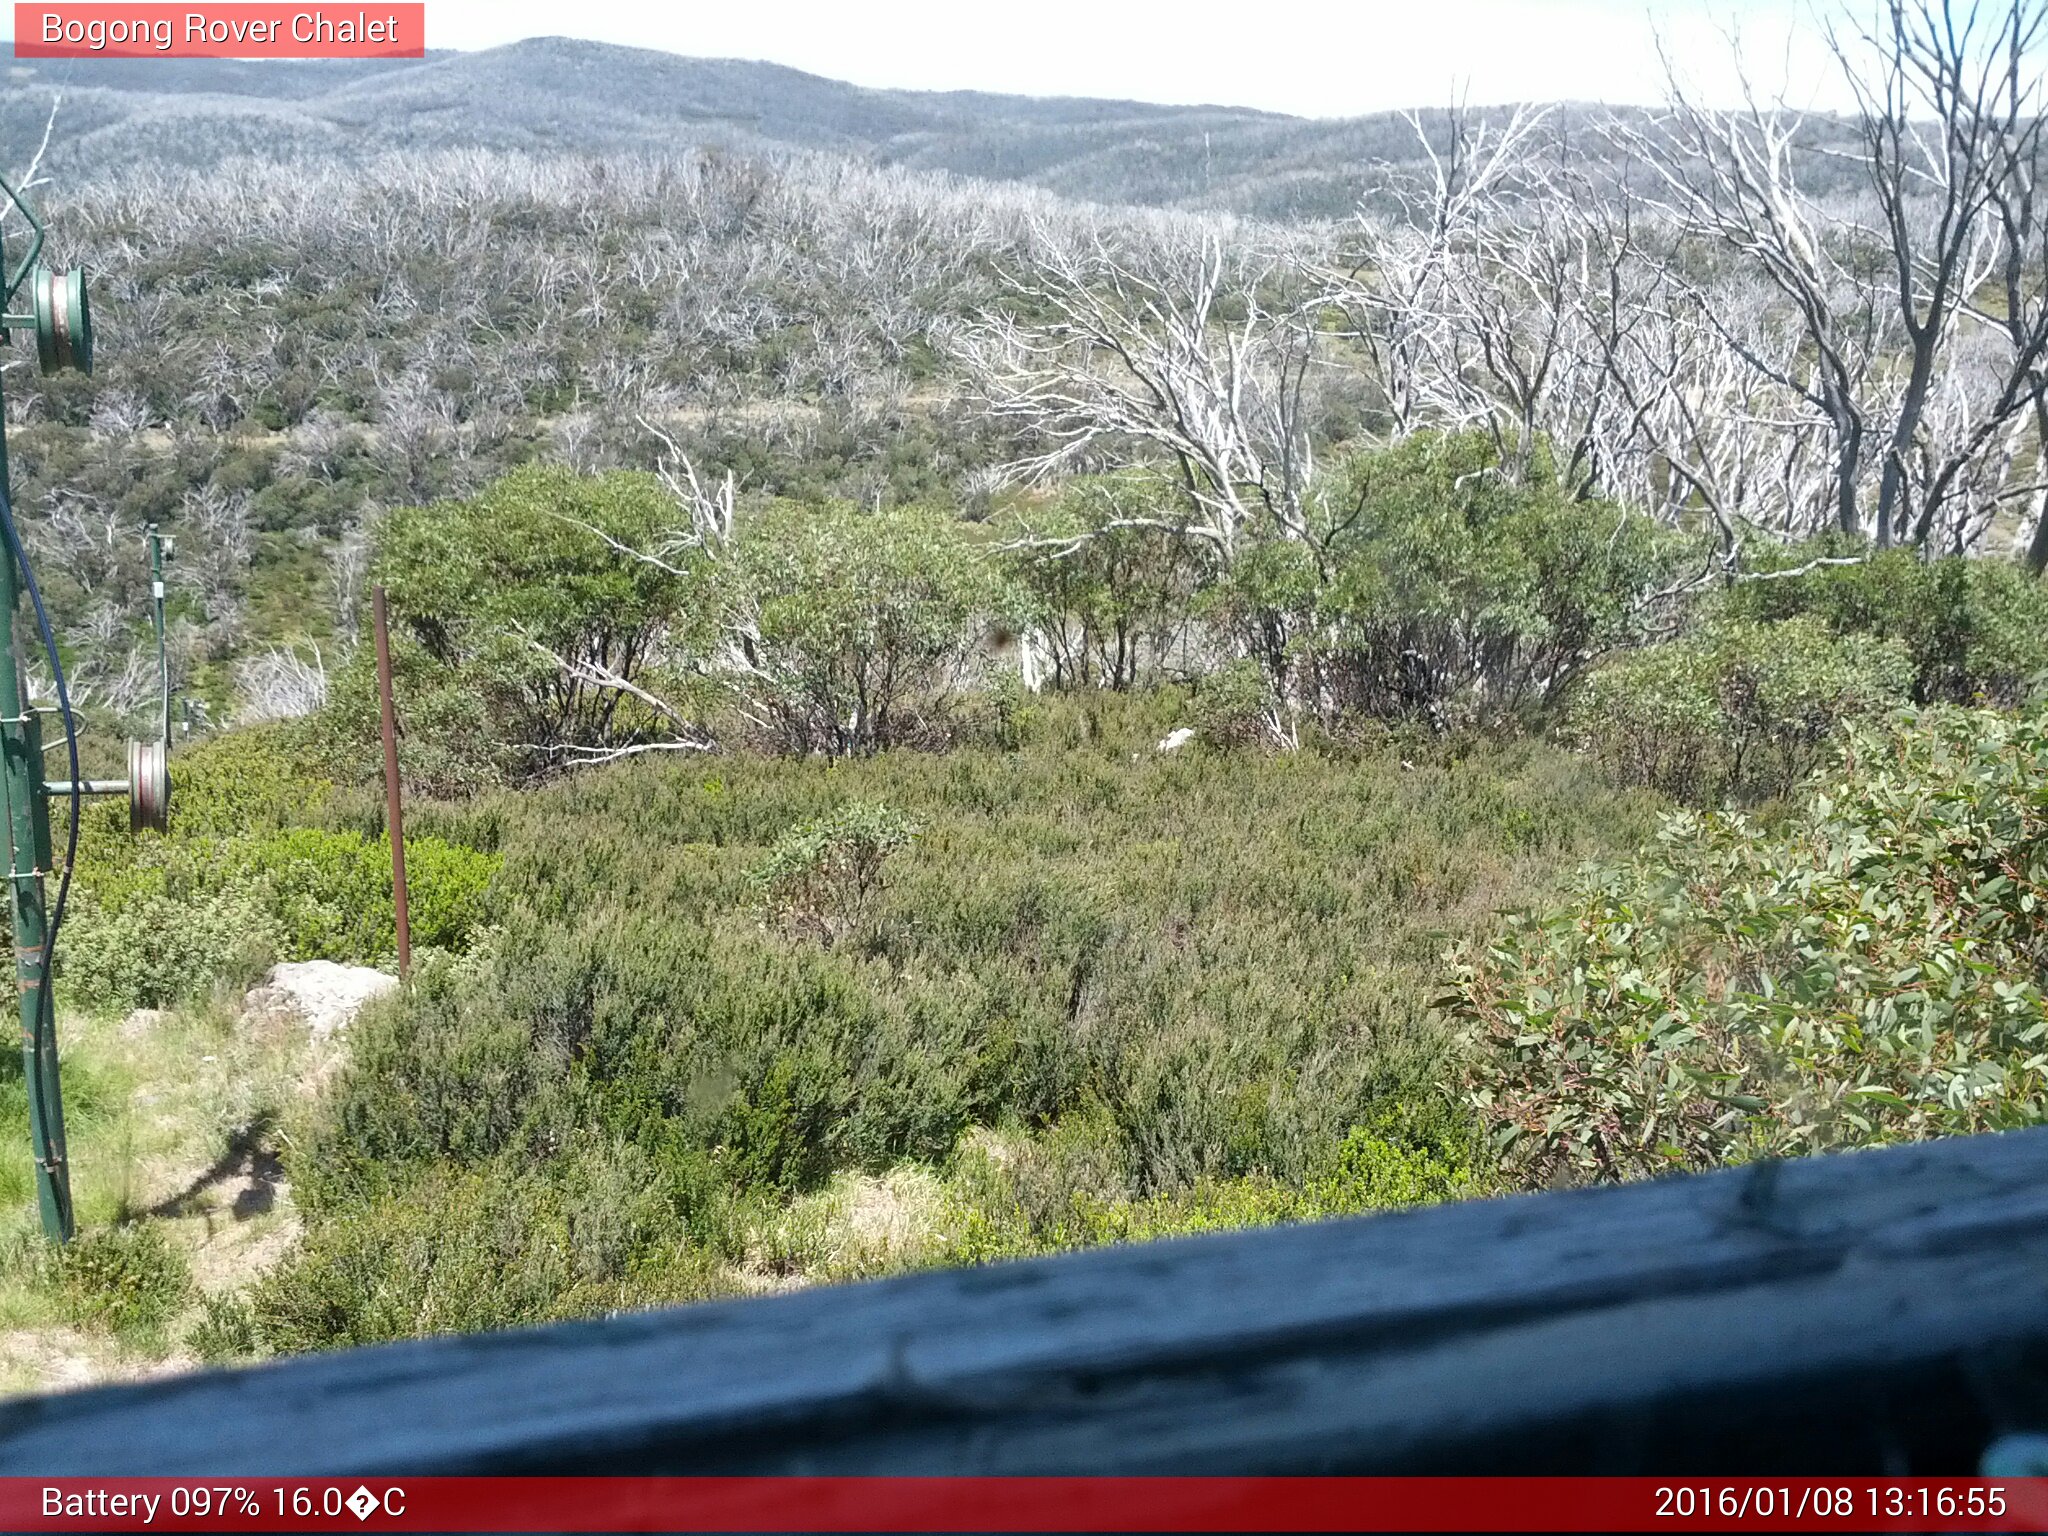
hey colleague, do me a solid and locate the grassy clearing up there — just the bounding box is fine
[0,992,329,1394]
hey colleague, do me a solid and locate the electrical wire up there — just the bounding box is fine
[0,476,76,1235]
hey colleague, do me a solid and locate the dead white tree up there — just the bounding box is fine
[330,517,373,637]
[1615,51,1891,542]
[1336,102,1555,444]
[1613,1,2048,554]
[955,223,1330,563]
[639,415,736,551]
[1831,0,2048,548]
[953,222,1343,749]
[234,643,329,725]
[183,485,253,611]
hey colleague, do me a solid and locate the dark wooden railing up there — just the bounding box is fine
[6,1129,2048,1475]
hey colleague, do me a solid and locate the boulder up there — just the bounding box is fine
[243,961,398,1038]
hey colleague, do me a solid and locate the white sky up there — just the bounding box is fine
[417,0,1856,118]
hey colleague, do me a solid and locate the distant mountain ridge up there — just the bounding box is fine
[0,36,1507,218]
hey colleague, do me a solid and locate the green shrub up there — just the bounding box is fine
[1570,618,1914,803]
[943,1101,1477,1263]
[67,725,320,1007]
[1310,1107,1478,1211]
[370,465,700,782]
[66,726,500,1008]
[1721,544,2048,706]
[747,802,917,948]
[1450,703,2048,1187]
[249,1148,731,1352]
[64,876,282,1011]
[161,723,333,838]
[998,471,1203,691]
[314,639,513,796]
[56,1224,192,1336]
[981,669,1033,753]
[721,500,1007,755]
[70,724,334,898]
[185,1291,261,1363]
[1189,658,1280,748]
[242,827,497,966]
[1301,432,1689,728]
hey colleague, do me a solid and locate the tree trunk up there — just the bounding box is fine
[2027,398,2048,576]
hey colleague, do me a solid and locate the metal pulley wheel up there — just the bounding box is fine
[32,266,90,377]
[127,738,168,833]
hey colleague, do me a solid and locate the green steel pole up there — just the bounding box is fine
[0,393,70,1243]
[148,525,169,747]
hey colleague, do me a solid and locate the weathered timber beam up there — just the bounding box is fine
[7,1130,2048,1475]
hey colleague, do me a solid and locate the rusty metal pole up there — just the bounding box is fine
[371,585,411,980]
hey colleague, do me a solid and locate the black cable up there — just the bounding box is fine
[0,477,76,1235]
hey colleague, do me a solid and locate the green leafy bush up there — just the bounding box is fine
[1301,432,1687,728]
[368,465,701,784]
[248,1151,728,1353]
[242,828,497,966]
[999,472,1203,691]
[981,668,1034,753]
[1311,1121,1474,1211]
[1134,432,1684,737]
[315,639,513,797]
[721,501,1007,756]
[944,1101,1477,1262]
[1451,704,2048,1187]
[66,726,500,1008]
[1188,658,1280,748]
[1721,544,2048,706]
[748,802,917,948]
[1570,618,1914,803]
[160,723,333,838]
[64,877,283,1012]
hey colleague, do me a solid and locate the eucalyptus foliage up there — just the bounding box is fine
[722,502,1007,756]
[1719,542,2048,707]
[1453,704,2048,1184]
[370,465,699,777]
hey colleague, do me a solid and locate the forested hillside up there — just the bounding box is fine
[3,38,1443,218]
[4,2,2048,1384]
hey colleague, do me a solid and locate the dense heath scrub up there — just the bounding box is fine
[2,692,1664,1361]
[234,694,1666,1349]
[66,679,2048,1360]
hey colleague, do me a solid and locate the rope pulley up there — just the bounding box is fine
[1,171,92,379]
[128,737,169,834]
[32,266,89,377]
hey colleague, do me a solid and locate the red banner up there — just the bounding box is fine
[13,5,424,59]
[3,1477,2048,1532]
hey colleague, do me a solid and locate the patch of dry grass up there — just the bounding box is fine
[0,986,336,1397]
